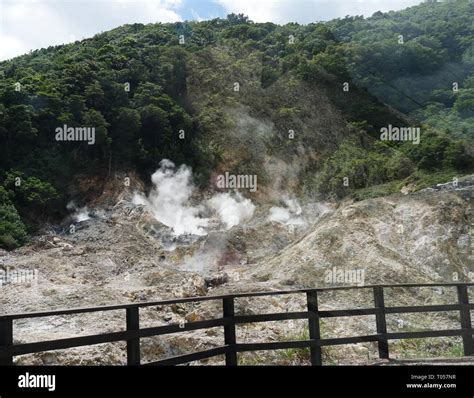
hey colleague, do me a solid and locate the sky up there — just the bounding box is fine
[0,0,423,61]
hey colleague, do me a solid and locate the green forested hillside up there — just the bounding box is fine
[326,0,474,139]
[0,1,473,248]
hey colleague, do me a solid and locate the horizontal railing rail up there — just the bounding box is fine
[0,283,473,366]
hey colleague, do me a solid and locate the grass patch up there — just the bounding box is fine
[350,180,402,201]
[391,337,464,359]
[400,170,460,192]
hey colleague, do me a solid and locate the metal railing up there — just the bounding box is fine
[1,283,473,366]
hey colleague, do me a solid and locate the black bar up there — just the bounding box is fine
[307,291,322,365]
[0,318,13,366]
[318,335,380,346]
[234,311,312,324]
[385,304,467,314]
[374,286,389,359]
[146,346,229,366]
[457,285,474,356]
[386,329,466,340]
[319,308,380,317]
[126,307,140,366]
[9,318,228,357]
[302,304,474,318]
[223,297,237,366]
[236,340,313,352]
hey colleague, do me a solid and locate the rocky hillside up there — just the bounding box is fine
[1,174,472,365]
[250,175,474,287]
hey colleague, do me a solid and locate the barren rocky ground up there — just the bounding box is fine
[1,175,473,365]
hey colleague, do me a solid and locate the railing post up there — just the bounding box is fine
[223,297,237,366]
[126,307,140,365]
[373,286,389,359]
[0,318,13,366]
[457,284,474,356]
[306,291,322,366]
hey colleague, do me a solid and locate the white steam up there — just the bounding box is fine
[208,193,255,229]
[133,159,208,235]
[74,209,91,222]
[133,160,255,236]
[67,201,91,222]
[268,197,306,226]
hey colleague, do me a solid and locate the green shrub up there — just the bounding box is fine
[0,186,29,250]
[385,151,415,180]
[443,140,473,171]
[402,132,474,172]
[314,139,388,198]
[4,171,60,213]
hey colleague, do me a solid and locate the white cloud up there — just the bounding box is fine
[214,0,423,24]
[190,8,205,22]
[0,0,183,61]
[1,1,75,60]
[0,35,29,61]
